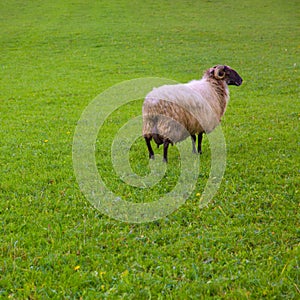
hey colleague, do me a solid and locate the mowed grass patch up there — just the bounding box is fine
[1,0,299,299]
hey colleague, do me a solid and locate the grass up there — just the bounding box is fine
[1,0,299,298]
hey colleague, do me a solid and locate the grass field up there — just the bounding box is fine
[1,0,299,298]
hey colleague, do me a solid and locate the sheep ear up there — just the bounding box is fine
[209,67,216,76]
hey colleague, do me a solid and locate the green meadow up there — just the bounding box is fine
[1,0,299,299]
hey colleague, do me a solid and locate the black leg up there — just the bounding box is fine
[144,136,154,159]
[198,132,203,154]
[163,139,170,163]
[191,134,197,153]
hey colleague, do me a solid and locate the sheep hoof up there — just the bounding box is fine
[192,150,202,155]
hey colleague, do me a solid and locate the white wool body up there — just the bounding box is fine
[142,77,229,144]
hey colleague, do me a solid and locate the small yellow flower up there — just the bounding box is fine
[74,265,80,271]
[121,269,129,277]
[67,131,71,135]
[196,193,201,197]
[44,139,48,143]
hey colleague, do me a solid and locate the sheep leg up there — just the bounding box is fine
[144,136,154,159]
[163,139,171,163]
[191,134,197,153]
[197,133,203,154]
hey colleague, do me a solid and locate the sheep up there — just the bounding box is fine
[142,65,243,162]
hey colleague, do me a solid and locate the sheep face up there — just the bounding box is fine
[210,65,243,86]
